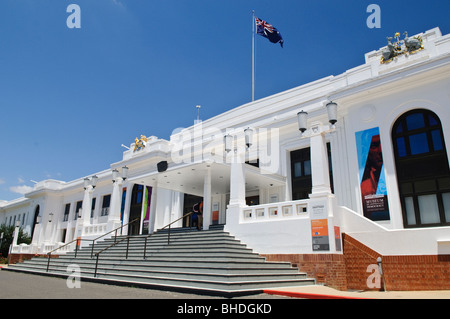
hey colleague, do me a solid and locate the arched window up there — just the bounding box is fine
[392,109,450,227]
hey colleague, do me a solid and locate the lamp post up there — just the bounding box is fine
[297,101,338,197]
[223,128,249,235]
[74,175,98,240]
[298,101,340,253]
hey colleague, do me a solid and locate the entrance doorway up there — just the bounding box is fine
[128,184,144,235]
[31,205,40,239]
[183,194,203,228]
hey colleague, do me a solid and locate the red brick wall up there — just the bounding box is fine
[261,253,348,291]
[262,233,450,291]
[343,234,450,291]
[342,233,382,291]
[8,253,58,265]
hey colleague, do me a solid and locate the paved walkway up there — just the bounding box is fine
[264,285,450,299]
[2,265,448,299]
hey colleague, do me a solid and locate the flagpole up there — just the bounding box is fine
[252,10,255,102]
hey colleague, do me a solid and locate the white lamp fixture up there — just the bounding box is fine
[84,175,98,189]
[91,175,98,188]
[112,169,119,182]
[121,166,128,181]
[112,166,128,182]
[326,101,338,126]
[297,111,308,133]
[224,134,233,153]
[244,128,254,148]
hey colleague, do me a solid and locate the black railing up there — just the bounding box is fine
[89,218,139,258]
[46,218,139,272]
[93,212,194,276]
[46,238,93,272]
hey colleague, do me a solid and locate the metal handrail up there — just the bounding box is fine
[143,211,194,258]
[94,236,131,277]
[159,211,194,245]
[46,238,93,272]
[93,212,194,276]
[89,218,139,258]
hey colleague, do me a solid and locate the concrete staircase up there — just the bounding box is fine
[5,225,315,296]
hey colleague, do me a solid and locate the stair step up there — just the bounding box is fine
[6,226,315,296]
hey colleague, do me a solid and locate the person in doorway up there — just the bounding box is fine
[191,209,198,230]
[192,202,203,230]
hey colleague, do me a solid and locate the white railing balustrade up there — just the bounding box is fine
[242,199,309,222]
[83,223,107,237]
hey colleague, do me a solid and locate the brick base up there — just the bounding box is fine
[261,253,348,291]
[262,233,450,291]
[8,254,58,265]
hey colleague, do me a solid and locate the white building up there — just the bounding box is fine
[2,27,450,291]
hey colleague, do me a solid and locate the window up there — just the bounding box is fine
[63,203,71,222]
[101,195,111,216]
[290,144,333,200]
[392,109,450,227]
[75,201,82,220]
[91,198,96,218]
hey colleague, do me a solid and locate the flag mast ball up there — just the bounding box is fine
[252,11,284,102]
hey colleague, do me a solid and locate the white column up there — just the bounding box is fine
[76,186,94,238]
[203,167,212,230]
[107,180,123,232]
[148,183,158,234]
[81,186,94,226]
[309,122,332,197]
[229,161,246,206]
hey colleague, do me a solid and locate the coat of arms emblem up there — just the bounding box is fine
[381,31,424,64]
[133,135,148,152]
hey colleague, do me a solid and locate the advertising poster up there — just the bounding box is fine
[212,202,219,225]
[355,127,390,221]
[310,202,329,251]
[334,226,341,251]
[311,219,329,251]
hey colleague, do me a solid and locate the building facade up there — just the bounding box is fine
[2,27,450,291]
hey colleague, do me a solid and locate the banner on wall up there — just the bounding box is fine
[142,186,152,234]
[355,127,390,221]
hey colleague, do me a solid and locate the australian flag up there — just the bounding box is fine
[255,16,284,48]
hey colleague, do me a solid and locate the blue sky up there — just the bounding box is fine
[1,0,449,201]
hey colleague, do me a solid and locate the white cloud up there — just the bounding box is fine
[112,0,124,7]
[17,177,25,184]
[0,179,5,185]
[10,185,33,195]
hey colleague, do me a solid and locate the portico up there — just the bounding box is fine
[127,159,286,233]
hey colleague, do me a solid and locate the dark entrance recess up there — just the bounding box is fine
[31,205,40,239]
[290,143,333,200]
[183,194,203,227]
[392,109,450,227]
[128,184,144,235]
